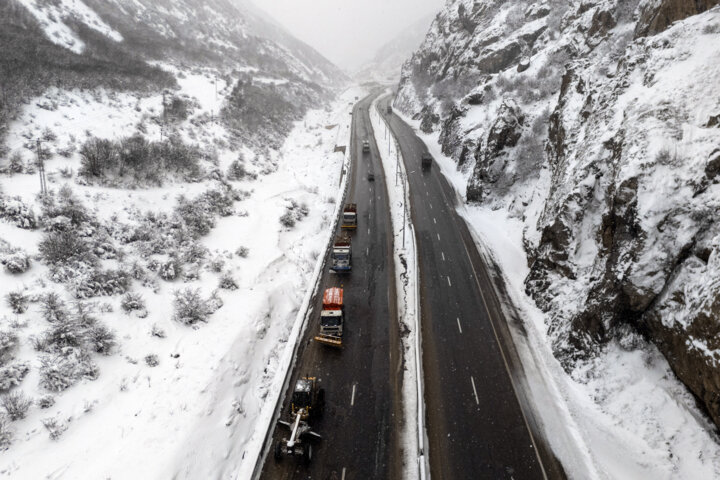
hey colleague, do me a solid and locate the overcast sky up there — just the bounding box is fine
[252,0,445,71]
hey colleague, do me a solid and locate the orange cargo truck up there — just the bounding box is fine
[314,287,344,347]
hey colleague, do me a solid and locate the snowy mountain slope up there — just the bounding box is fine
[396,0,720,476]
[355,13,437,83]
[0,0,346,149]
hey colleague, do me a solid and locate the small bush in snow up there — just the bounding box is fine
[5,292,29,315]
[206,291,224,314]
[41,292,69,323]
[39,351,99,392]
[159,258,182,281]
[1,391,31,421]
[236,246,249,258]
[41,185,91,229]
[179,242,208,264]
[279,211,296,228]
[150,324,166,338]
[209,256,225,273]
[175,197,215,238]
[37,395,55,409]
[8,152,24,174]
[0,363,30,392]
[144,354,159,367]
[0,331,19,364]
[0,196,37,230]
[0,416,13,449]
[42,417,67,441]
[226,158,257,181]
[280,200,309,229]
[44,319,85,350]
[75,268,131,298]
[79,137,116,177]
[2,251,30,274]
[120,292,146,313]
[86,324,116,355]
[172,288,209,325]
[219,272,238,290]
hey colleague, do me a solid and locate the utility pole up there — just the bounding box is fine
[37,139,47,196]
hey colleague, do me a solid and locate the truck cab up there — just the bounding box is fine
[315,287,345,347]
[341,203,357,229]
[362,140,370,153]
[421,153,432,170]
[331,233,352,272]
[319,309,343,337]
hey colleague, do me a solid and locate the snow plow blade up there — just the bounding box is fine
[314,334,343,347]
[341,224,357,230]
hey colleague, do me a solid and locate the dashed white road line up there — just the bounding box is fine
[351,384,357,406]
[433,217,437,224]
[471,376,479,405]
[447,276,452,287]
[368,228,371,235]
[366,247,369,256]
[342,467,347,480]
[429,202,433,210]
[437,233,441,241]
[457,317,463,334]
[441,251,445,262]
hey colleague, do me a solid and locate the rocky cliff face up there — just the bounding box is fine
[397,0,720,427]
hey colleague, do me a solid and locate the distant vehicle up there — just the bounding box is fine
[362,140,370,153]
[387,105,393,114]
[331,233,352,272]
[341,203,357,229]
[274,377,324,464]
[367,171,375,181]
[421,153,432,170]
[314,288,344,347]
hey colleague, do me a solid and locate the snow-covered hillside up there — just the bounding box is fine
[396,0,720,477]
[0,0,357,476]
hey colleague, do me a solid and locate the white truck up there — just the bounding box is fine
[330,233,351,273]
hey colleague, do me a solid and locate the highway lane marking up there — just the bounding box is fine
[447,276,452,287]
[366,247,369,256]
[457,317,463,334]
[437,233,441,241]
[351,384,357,406]
[368,228,371,235]
[471,376,479,405]
[441,251,445,261]
[429,202,433,210]
[342,467,347,480]
[433,217,437,224]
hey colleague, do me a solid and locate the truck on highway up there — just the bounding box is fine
[274,377,324,465]
[362,140,370,153]
[387,105,393,115]
[341,203,357,229]
[422,153,432,170]
[330,233,352,272]
[314,287,344,347]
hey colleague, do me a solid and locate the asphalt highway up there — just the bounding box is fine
[258,92,402,480]
[379,96,565,480]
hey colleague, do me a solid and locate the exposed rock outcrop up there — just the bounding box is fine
[635,0,720,37]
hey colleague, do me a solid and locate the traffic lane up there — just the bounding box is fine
[382,102,544,478]
[259,95,391,479]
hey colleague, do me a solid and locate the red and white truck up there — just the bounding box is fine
[314,288,344,347]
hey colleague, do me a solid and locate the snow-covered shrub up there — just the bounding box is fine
[175,197,216,238]
[41,185,91,229]
[41,417,67,440]
[1,391,31,421]
[0,416,12,449]
[37,395,55,409]
[39,231,92,265]
[5,291,28,314]
[206,291,224,314]
[209,256,225,272]
[236,246,249,258]
[43,319,85,350]
[144,354,159,367]
[38,351,98,392]
[41,127,57,143]
[179,242,208,264]
[226,157,257,181]
[219,272,238,290]
[86,324,116,355]
[182,263,200,282]
[41,292,69,323]
[2,251,30,274]
[0,363,30,392]
[0,196,37,230]
[79,137,116,177]
[0,331,19,365]
[159,258,181,281]
[74,268,130,298]
[120,292,145,313]
[150,324,166,338]
[280,200,309,228]
[8,152,24,174]
[172,288,210,325]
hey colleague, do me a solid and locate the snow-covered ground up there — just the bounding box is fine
[393,110,720,479]
[0,72,365,477]
[369,95,425,480]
